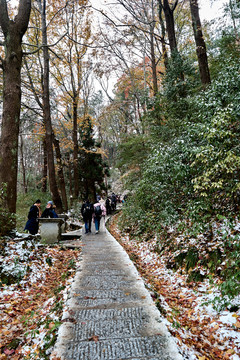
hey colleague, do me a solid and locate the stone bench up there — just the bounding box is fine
[39,218,64,244]
[57,214,69,232]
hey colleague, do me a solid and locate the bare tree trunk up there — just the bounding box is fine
[189,0,211,87]
[68,154,74,199]
[37,0,63,212]
[150,27,158,95]
[159,0,184,81]
[161,0,178,54]
[20,135,27,193]
[158,0,169,69]
[53,137,68,212]
[42,137,48,192]
[0,0,31,214]
[73,100,79,199]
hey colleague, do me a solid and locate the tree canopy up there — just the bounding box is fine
[0,0,239,235]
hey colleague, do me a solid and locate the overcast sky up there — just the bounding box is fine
[198,0,225,20]
[90,0,226,21]
[8,0,226,22]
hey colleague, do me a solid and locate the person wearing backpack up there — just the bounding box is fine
[93,199,106,234]
[81,199,94,234]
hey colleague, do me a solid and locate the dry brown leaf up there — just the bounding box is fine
[88,335,99,342]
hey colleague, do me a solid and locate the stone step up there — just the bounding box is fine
[64,335,171,360]
[72,275,136,291]
[68,290,145,309]
[51,229,183,360]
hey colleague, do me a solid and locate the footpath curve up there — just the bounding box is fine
[51,221,183,360]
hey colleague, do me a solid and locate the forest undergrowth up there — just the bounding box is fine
[108,212,240,360]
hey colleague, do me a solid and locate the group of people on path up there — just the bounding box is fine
[81,196,106,234]
[81,194,118,234]
[24,192,119,236]
[24,199,58,235]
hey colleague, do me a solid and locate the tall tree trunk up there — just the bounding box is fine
[160,0,184,82]
[189,0,211,87]
[53,137,68,212]
[150,27,158,95]
[20,135,27,193]
[162,0,178,54]
[158,0,169,69]
[0,0,31,214]
[38,0,63,212]
[67,153,74,200]
[73,99,79,199]
[42,137,48,192]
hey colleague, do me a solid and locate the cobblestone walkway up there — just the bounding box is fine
[52,221,183,360]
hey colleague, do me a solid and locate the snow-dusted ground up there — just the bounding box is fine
[0,237,80,359]
[112,225,240,360]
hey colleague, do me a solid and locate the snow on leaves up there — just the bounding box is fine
[0,239,80,359]
[109,216,240,360]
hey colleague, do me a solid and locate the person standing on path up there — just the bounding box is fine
[111,192,117,211]
[81,199,94,234]
[93,198,106,234]
[24,199,42,235]
[105,196,112,215]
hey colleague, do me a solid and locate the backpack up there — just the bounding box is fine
[83,203,92,216]
[94,205,102,216]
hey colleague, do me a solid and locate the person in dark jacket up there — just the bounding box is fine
[24,199,42,235]
[81,199,94,234]
[105,196,112,215]
[41,201,58,218]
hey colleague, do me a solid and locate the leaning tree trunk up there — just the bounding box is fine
[189,0,211,87]
[38,0,63,212]
[0,0,31,214]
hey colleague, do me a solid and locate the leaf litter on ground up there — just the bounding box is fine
[109,215,240,360]
[0,237,80,359]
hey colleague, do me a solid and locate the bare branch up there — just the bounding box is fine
[172,0,179,11]
[91,5,163,44]
[23,32,68,56]
[23,58,43,110]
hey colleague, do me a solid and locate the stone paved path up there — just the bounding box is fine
[52,221,183,360]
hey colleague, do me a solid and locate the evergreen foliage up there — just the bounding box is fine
[118,15,240,235]
[78,116,109,201]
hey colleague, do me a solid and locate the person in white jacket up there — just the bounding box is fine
[93,198,106,234]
